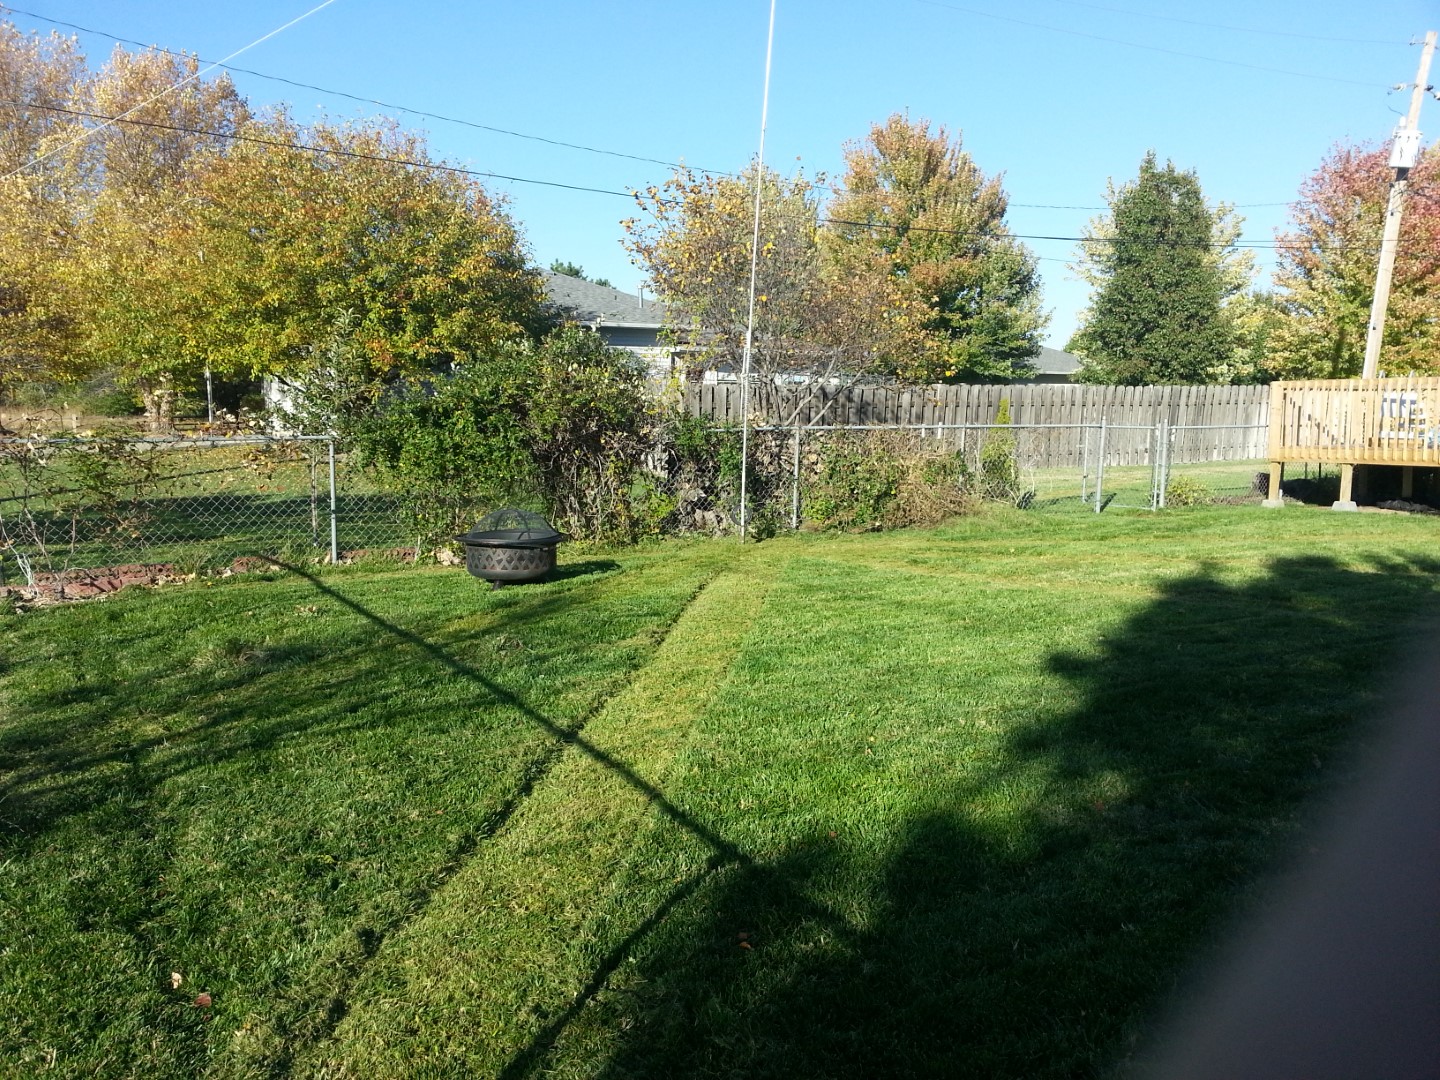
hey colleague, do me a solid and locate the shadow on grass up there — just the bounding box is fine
[0,560,657,844]
[549,558,623,582]
[0,552,724,1072]
[503,552,1440,1080]
[5,546,1436,1077]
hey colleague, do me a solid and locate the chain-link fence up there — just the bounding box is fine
[0,436,407,589]
[0,421,1274,589]
[713,421,1272,527]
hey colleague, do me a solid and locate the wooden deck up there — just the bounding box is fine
[1265,378,1440,506]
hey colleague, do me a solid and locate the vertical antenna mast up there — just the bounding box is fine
[739,0,777,540]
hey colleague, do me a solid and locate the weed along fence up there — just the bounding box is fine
[1265,377,1440,507]
[1,386,1276,589]
[0,436,405,591]
[691,382,1272,519]
[730,419,1271,525]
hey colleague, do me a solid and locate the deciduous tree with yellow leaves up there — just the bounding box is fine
[624,163,935,421]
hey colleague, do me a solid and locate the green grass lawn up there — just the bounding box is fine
[2,506,1437,1078]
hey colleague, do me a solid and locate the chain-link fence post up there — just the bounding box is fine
[791,423,801,530]
[1094,418,1108,513]
[1150,418,1169,510]
[328,439,339,564]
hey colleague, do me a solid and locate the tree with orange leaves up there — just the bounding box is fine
[827,114,1047,383]
[1270,141,1440,378]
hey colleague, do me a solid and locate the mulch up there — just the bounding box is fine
[0,547,426,609]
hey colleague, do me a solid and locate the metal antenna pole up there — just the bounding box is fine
[739,0,777,541]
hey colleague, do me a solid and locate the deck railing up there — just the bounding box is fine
[1267,377,1440,466]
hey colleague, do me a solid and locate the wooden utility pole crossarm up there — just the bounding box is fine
[1360,30,1436,381]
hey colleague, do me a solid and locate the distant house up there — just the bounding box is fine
[1016,347,1084,384]
[541,271,676,381]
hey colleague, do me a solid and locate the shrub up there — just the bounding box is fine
[350,325,655,545]
[651,414,743,534]
[803,430,973,530]
[980,398,1021,502]
[1165,474,1216,507]
[804,435,904,530]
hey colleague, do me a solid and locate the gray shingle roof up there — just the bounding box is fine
[1034,346,1083,376]
[541,270,666,329]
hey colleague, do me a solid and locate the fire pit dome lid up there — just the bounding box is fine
[457,507,565,548]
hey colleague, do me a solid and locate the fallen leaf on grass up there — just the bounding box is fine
[194,993,212,1008]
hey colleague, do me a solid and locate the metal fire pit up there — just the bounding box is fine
[456,508,566,588]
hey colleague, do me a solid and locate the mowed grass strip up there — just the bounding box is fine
[308,561,783,1075]
[527,514,1440,1079]
[2,508,1438,1078]
[0,546,730,1077]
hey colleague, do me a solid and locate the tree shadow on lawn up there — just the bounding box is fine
[506,552,1440,1080]
[0,574,600,827]
[0,553,721,1072]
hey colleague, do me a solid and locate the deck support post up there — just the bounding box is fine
[1263,461,1285,508]
[1333,463,1358,511]
[1401,467,1415,499]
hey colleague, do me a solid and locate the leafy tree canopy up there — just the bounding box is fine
[625,163,936,419]
[0,20,546,427]
[549,260,613,288]
[827,114,1047,382]
[1068,152,1238,384]
[1269,141,1440,378]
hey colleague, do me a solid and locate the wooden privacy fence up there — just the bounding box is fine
[1267,378,1440,466]
[684,382,1270,467]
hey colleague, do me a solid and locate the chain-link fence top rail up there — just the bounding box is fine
[0,436,407,588]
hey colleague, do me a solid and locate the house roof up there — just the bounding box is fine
[1034,346,1084,377]
[541,270,667,329]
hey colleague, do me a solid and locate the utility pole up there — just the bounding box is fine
[1360,30,1436,380]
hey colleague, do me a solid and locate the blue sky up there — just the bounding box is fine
[4,0,1434,347]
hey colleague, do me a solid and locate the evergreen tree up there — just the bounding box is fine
[1069,153,1235,384]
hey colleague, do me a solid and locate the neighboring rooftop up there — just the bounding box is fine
[541,270,667,329]
[1034,346,1084,378]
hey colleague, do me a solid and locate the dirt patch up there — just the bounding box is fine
[1,547,434,610]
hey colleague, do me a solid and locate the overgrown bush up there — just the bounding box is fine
[350,325,655,545]
[1165,474,1216,507]
[651,414,744,534]
[803,430,973,530]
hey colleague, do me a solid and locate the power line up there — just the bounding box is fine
[0,6,1315,212]
[2,0,340,180]
[1031,0,1409,46]
[3,100,1423,256]
[1011,199,1294,210]
[0,98,645,200]
[0,4,735,178]
[911,0,1388,88]
[819,214,1427,254]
